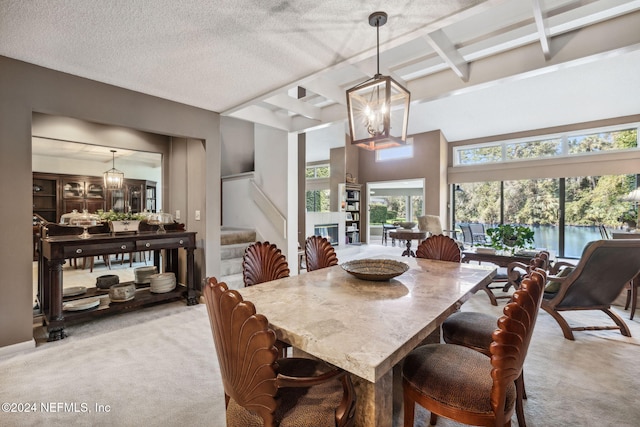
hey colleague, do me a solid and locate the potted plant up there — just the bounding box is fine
[485,224,535,254]
[98,210,145,233]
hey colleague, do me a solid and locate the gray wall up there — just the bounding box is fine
[220,116,254,177]
[0,56,220,351]
[357,130,447,242]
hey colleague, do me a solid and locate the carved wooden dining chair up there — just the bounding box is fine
[242,241,290,287]
[203,278,356,427]
[403,270,545,427]
[415,234,461,262]
[305,235,338,272]
[441,268,547,427]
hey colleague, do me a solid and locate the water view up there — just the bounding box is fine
[520,224,617,258]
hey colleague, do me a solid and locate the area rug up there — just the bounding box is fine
[2,291,640,426]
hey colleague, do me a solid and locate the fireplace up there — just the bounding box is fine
[314,223,339,246]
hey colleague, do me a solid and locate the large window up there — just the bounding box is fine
[453,174,638,258]
[375,138,414,162]
[454,126,638,166]
[306,164,330,212]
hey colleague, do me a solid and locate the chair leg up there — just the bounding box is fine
[541,305,576,340]
[631,280,638,320]
[403,393,415,427]
[515,372,527,427]
[481,284,499,306]
[602,308,632,337]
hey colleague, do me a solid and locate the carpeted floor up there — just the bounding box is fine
[5,246,640,426]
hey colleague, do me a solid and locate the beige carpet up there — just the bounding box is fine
[6,257,640,426]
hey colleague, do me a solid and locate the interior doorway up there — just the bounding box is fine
[366,179,424,245]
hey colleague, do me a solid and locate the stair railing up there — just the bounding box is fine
[249,179,287,239]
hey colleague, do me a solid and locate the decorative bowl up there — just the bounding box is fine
[341,259,410,281]
[109,282,136,302]
[96,274,120,289]
[398,221,417,229]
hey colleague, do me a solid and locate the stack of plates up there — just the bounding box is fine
[134,266,158,284]
[149,272,176,294]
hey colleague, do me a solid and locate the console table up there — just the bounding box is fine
[38,231,197,341]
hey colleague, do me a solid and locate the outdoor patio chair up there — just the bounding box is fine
[542,239,640,340]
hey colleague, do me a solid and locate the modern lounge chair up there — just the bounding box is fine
[542,239,640,340]
[203,278,356,427]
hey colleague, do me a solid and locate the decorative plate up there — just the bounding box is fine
[63,286,87,297]
[341,259,410,281]
[63,297,101,311]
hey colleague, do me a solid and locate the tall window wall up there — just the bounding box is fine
[452,125,639,258]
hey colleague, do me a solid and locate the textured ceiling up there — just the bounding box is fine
[2,0,640,163]
[0,0,483,112]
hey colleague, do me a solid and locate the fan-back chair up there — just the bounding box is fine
[542,239,640,340]
[242,241,291,356]
[203,278,356,427]
[415,234,461,262]
[403,270,546,427]
[242,241,290,287]
[305,235,338,272]
[442,265,548,427]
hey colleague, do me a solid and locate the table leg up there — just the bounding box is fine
[351,370,393,427]
[401,239,415,257]
[185,247,198,306]
[46,259,67,341]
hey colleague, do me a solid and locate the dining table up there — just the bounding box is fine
[237,255,497,426]
[388,229,427,257]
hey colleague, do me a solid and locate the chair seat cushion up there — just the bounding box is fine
[544,266,575,293]
[442,311,497,355]
[226,358,345,427]
[403,344,516,415]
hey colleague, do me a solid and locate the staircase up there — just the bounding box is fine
[219,227,257,290]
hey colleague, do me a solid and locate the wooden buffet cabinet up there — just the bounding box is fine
[38,230,197,341]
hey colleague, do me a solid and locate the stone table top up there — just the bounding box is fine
[238,255,496,383]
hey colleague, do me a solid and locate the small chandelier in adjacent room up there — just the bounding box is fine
[346,11,410,150]
[104,149,124,189]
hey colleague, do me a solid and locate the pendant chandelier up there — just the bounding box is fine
[104,149,124,189]
[346,11,410,150]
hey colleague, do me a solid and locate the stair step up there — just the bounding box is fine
[221,228,256,246]
[218,273,244,290]
[221,242,252,260]
[221,257,243,277]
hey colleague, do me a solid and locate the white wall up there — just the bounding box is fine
[253,125,290,259]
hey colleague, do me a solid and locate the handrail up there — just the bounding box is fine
[249,179,287,239]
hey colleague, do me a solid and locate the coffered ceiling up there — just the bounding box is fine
[2,0,639,162]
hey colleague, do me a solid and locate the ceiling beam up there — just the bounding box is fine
[423,29,470,82]
[303,77,348,106]
[263,93,322,120]
[532,0,551,60]
[226,105,292,132]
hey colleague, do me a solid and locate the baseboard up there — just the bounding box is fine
[0,338,36,359]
